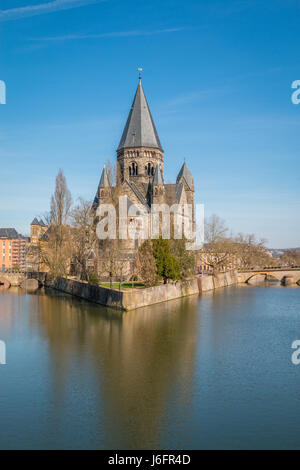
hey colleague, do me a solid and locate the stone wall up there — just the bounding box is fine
[29,271,239,311]
[120,278,199,310]
[31,273,199,311]
[198,271,239,293]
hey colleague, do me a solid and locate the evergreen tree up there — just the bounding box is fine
[170,238,195,279]
[152,238,180,283]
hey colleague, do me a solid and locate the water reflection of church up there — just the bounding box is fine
[33,292,199,449]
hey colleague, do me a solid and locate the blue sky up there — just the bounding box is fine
[0,0,299,247]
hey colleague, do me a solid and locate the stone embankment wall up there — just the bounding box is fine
[29,271,239,311]
[198,271,239,293]
[30,273,200,311]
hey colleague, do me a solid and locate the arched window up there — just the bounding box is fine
[130,162,138,176]
[145,162,154,176]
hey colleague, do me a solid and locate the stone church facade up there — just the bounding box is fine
[93,78,195,276]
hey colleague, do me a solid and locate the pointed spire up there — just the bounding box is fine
[153,164,164,185]
[99,165,110,188]
[118,79,163,151]
[31,217,40,226]
[176,162,194,190]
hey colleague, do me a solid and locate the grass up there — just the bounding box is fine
[100,282,145,289]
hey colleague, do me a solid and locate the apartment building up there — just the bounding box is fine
[0,228,27,271]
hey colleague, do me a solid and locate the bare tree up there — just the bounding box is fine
[38,225,73,277]
[200,215,236,272]
[234,233,271,268]
[50,169,72,225]
[37,170,73,277]
[280,249,300,267]
[70,198,97,280]
[135,240,158,287]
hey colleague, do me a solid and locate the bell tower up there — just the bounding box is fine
[116,76,164,185]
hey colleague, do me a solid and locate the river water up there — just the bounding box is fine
[0,284,299,449]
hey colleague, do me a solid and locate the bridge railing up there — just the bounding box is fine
[238,266,300,273]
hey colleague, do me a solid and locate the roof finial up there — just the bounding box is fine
[138,67,143,81]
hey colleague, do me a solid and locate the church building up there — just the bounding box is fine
[93,77,195,274]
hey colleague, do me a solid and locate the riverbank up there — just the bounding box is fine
[28,271,239,311]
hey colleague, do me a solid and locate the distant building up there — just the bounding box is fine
[0,228,28,271]
[26,218,48,271]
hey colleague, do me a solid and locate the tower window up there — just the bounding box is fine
[130,162,138,176]
[145,162,154,176]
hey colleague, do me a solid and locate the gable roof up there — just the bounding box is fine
[118,79,163,151]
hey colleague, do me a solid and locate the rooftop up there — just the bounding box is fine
[118,79,163,152]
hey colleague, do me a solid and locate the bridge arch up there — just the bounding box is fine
[245,272,282,283]
[0,277,11,289]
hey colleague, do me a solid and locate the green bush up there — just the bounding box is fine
[88,272,100,285]
[152,238,180,283]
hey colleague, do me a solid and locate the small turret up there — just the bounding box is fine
[99,165,110,188]
[98,166,110,201]
[153,164,164,186]
[30,217,40,226]
[176,162,194,191]
[152,164,165,202]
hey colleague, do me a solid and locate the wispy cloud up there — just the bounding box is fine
[211,0,259,16]
[28,27,185,42]
[0,0,105,22]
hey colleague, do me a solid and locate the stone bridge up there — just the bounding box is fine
[238,268,300,286]
[0,272,26,288]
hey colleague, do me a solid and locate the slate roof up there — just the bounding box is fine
[0,228,19,239]
[125,180,150,210]
[176,163,194,190]
[31,217,40,226]
[92,166,112,210]
[153,164,164,185]
[99,166,110,188]
[118,79,163,151]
